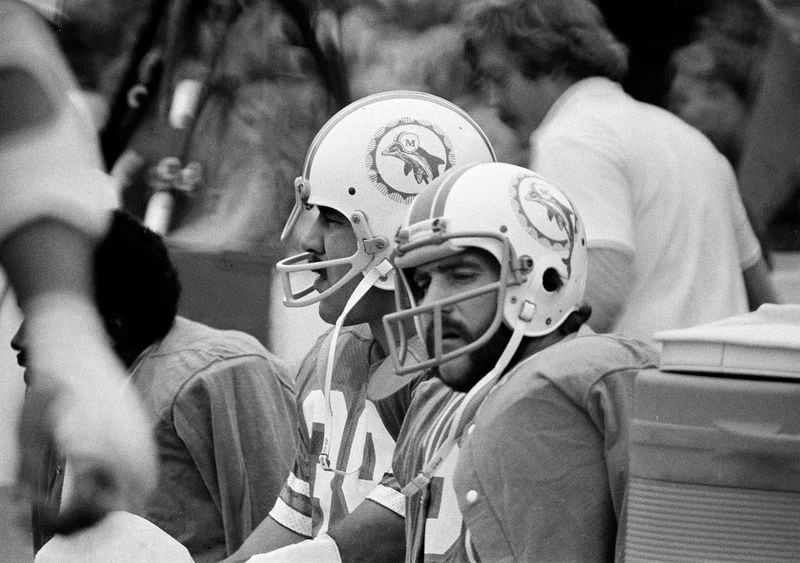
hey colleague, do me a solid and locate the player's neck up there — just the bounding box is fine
[367,318,389,359]
[510,330,567,372]
[367,308,418,362]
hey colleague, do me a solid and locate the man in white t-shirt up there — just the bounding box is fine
[461,0,780,341]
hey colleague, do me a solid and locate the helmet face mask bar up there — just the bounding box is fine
[384,229,531,375]
[277,178,390,306]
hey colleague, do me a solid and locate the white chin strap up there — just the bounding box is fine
[402,300,535,497]
[317,259,394,474]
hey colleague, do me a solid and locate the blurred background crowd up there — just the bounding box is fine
[40,0,800,257]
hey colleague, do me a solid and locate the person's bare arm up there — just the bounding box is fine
[327,499,404,561]
[743,256,782,309]
[583,246,634,334]
[224,500,404,562]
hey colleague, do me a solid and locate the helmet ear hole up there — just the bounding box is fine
[542,268,563,292]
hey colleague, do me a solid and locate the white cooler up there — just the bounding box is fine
[625,305,800,561]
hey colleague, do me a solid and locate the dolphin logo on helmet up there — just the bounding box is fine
[373,122,450,197]
[511,174,579,277]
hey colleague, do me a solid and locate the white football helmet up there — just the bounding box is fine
[384,162,587,374]
[277,90,496,307]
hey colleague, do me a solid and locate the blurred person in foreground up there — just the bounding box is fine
[17,211,297,561]
[381,161,659,560]
[1,0,157,531]
[461,0,780,342]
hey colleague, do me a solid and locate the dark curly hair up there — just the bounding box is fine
[94,210,181,359]
[462,0,629,82]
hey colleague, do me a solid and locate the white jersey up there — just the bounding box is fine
[269,325,408,537]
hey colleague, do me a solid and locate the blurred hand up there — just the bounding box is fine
[17,293,158,534]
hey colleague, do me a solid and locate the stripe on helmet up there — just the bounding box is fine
[431,163,480,218]
[406,162,480,226]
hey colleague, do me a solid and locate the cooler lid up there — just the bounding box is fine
[654,304,800,379]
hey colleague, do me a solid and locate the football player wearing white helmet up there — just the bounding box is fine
[1,0,157,536]
[228,90,495,562]
[382,162,659,561]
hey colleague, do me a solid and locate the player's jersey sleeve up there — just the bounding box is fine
[270,457,315,538]
[0,1,117,243]
[268,341,322,539]
[367,473,405,516]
